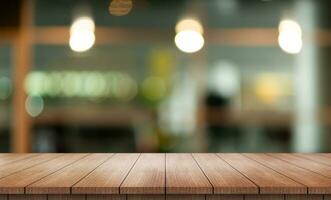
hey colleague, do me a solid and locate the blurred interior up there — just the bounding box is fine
[1,0,331,153]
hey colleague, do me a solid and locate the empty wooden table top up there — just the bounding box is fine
[0,153,331,200]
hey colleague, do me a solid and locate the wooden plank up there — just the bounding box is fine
[320,153,331,159]
[245,154,331,194]
[217,154,305,194]
[0,154,87,194]
[8,195,46,200]
[0,154,37,166]
[193,154,258,194]
[127,195,165,200]
[0,153,330,199]
[285,195,323,200]
[294,154,331,166]
[120,154,165,194]
[270,154,331,179]
[206,195,243,200]
[73,153,139,194]
[166,195,204,200]
[87,194,126,200]
[0,195,6,200]
[48,195,85,200]
[27,154,112,194]
[245,195,284,200]
[0,154,59,179]
[166,154,212,194]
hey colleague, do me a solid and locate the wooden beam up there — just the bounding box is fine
[32,26,331,47]
[33,27,173,45]
[27,26,331,47]
[32,27,279,46]
[206,28,278,46]
[12,0,33,153]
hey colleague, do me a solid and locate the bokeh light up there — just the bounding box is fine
[175,31,204,53]
[254,74,285,105]
[25,95,44,117]
[174,19,204,53]
[24,72,46,96]
[109,0,133,16]
[112,73,138,101]
[69,16,95,52]
[278,19,303,54]
[142,76,167,101]
[175,19,203,34]
[208,62,240,98]
[24,71,137,101]
[70,16,95,34]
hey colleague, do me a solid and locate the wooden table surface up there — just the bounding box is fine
[0,153,331,200]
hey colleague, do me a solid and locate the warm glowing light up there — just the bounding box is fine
[70,17,95,34]
[278,19,302,54]
[253,73,292,105]
[174,19,204,53]
[175,30,204,53]
[69,16,95,52]
[109,0,133,16]
[175,19,203,34]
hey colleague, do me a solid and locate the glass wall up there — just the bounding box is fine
[1,0,331,152]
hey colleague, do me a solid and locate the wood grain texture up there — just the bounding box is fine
[218,154,306,194]
[0,154,87,194]
[47,195,85,200]
[0,154,59,180]
[121,154,165,194]
[206,195,243,200]
[86,194,126,200]
[193,153,258,194]
[166,154,212,194]
[8,195,46,200]
[27,154,112,194]
[166,195,205,200]
[320,154,331,159]
[0,154,37,166]
[245,154,331,194]
[244,195,284,200]
[270,154,331,179]
[0,154,330,198]
[127,195,165,200]
[73,153,139,194]
[285,195,323,200]
[294,154,331,167]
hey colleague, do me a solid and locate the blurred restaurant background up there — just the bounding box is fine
[1,0,331,153]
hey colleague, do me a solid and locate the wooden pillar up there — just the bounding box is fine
[12,0,33,152]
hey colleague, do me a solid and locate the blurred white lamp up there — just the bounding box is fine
[174,18,204,53]
[278,19,302,54]
[69,16,95,52]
